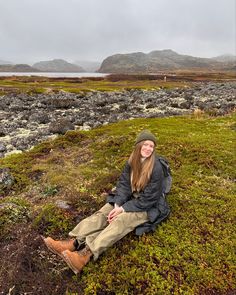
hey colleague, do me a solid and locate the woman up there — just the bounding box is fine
[43,130,170,274]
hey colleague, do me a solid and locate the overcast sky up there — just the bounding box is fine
[0,0,235,64]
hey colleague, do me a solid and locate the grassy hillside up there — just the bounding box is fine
[0,112,235,294]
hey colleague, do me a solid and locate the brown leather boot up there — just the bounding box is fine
[62,246,93,274]
[43,237,76,258]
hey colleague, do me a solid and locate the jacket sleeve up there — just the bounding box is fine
[107,161,133,206]
[122,160,164,212]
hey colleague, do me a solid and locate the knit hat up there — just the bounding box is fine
[135,130,157,145]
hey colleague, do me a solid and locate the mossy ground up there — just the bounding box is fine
[0,112,235,294]
[0,71,235,94]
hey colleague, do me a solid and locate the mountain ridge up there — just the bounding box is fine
[0,64,40,72]
[33,59,85,72]
[98,49,236,73]
[0,51,235,73]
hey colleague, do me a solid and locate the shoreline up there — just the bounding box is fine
[0,72,108,78]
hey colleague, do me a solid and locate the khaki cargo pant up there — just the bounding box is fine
[68,203,148,260]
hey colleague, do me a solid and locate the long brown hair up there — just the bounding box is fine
[128,141,155,192]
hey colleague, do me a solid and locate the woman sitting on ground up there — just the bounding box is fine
[43,130,170,274]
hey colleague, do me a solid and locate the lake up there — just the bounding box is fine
[0,72,108,78]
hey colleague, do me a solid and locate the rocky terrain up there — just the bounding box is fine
[98,49,236,73]
[0,82,235,157]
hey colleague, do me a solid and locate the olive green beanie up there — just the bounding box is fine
[135,130,157,145]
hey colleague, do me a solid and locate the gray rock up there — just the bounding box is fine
[55,200,71,210]
[0,143,6,152]
[49,118,75,134]
[0,168,15,188]
[0,82,235,156]
[29,112,50,124]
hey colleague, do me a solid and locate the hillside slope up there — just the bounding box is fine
[33,59,85,72]
[0,63,40,72]
[0,113,235,294]
[98,49,236,73]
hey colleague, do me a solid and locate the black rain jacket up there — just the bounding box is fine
[106,156,170,235]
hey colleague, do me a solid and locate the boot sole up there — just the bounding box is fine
[62,251,80,275]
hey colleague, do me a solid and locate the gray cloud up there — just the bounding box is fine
[0,0,235,64]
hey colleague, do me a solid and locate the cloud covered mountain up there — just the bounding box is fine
[98,49,236,73]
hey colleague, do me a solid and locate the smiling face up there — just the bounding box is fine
[140,140,155,158]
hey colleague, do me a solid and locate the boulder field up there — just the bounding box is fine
[0,82,235,157]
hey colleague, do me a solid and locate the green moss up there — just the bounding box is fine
[2,72,235,95]
[0,197,30,237]
[30,87,47,94]
[32,203,74,236]
[0,75,194,94]
[42,185,59,196]
[0,111,235,294]
[0,153,36,191]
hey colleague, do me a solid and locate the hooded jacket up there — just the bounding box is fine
[106,156,171,235]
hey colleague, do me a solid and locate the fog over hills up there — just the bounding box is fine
[0,50,235,73]
[98,49,236,73]
[33,59,85,72]
[0,60,13,65]
[0,64,40,72]
[74,60,101,72]
[211,54,236,62]
[1,0,235,66]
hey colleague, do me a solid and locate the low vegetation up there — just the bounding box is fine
[0,72,235,95]
[0,111,235,294]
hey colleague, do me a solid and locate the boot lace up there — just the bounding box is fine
[80,245,91,256]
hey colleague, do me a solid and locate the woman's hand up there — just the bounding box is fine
[108,206,124,223]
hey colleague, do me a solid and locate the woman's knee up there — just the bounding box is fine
[114,212,148,228]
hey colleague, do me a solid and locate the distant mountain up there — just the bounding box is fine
[211,54,236,62]
[98,49,236,73]
[0,64,40,72]
[33,59,85,72]
[0,59,13,65]
[74,60,101,72]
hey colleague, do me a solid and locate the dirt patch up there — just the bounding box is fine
[0,223,80,295]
